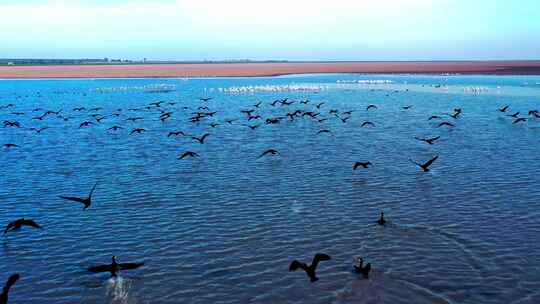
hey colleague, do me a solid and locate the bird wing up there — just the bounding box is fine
[21,219,41,229]
[59,196,86,204]
[88,264,113,273]
[3,273,20,292]
[201,133,210,142]
[353,162,360,170]
[311,253,331,270]
[118,262,144,270]
[423,156,439,168]
[289,260,307,272]
[3,222,14,234]
[88,182,98,198]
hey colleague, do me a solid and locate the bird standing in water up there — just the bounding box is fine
[88,256,144,277]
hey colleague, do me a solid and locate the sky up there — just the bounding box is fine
[1,0,539,61]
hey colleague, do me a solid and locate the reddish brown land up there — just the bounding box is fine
[1,61,540,79]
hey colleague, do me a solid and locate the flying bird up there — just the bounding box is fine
[178,151,199,159]
[2,144,19,148]
[4,218,41,234]
[29,127,48,134]
[167,131,186,137]
[437,122,455,128]
[192,133,210,144]
[415,136,440,145]
[79,121,94,128]
[317,129,331,135]
[130,128,146,135]
[199,97,213,102]
[88,256,144,277]
[513,118,527,124]
[259,149,279,158]
[366,104,378,111]
[361,121,375,127]
[410,155,439,172]
[108,126,123,131]
[59,182,98,210]
[289,253,331,282]
[498,105,509,113]
[0,273,20,304]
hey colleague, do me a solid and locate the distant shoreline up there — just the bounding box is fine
[1,61,540,79]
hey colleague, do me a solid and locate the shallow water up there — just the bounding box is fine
[1,74,540,304]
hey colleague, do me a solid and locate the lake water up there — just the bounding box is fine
[1,74,540,304]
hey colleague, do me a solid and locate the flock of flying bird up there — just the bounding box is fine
[1,88,539,302]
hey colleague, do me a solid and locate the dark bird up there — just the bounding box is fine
[270,100,281,106]
[244,124,261,130]
[377,211,386,225]
[253,101,262,108]
[73,107,86,111]
[2,144,19,148]
[248,115,261,121]
[366,104,378,111]
[178,151,199,159]
[353,257,372,278]
[300,100,310,104]
[95,116,106,123]
[192,133,210,144]
[59,182,97,210]
[448,111,460,119]
[167,131,185,137]
[209,123,220,128]
[361,121,375,127]
[79,121,94,128]
[265,118,280,124]
[437,122,455,128]
[339,116,350,123]
[29,127,48,134]
[289,253,331,282]
[317,129,331,135]
[0,273,19,304]
[259,149,279,158]
[509,111,520,118]
[513,118,527,124]
[315,102,325,109]
[88,256,144,277]
[415,136,440,145]
[241,109,255,115]
[498,105,509,113]
[130,128,146,135]
[528,110,539,116]
[402,105,413,110]
[410,155,439,172]
[3,121,20,128]
[4,218,41,234]
[353,161,372,170]
[108,126,123,131]
[317,118,328,123]
[126,117,143,122]
[149,101,165,107]
[225,119,237,124]
[428,115,442,120]
[199,97,213,102]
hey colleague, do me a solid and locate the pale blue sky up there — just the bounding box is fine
[1,0,539,60]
